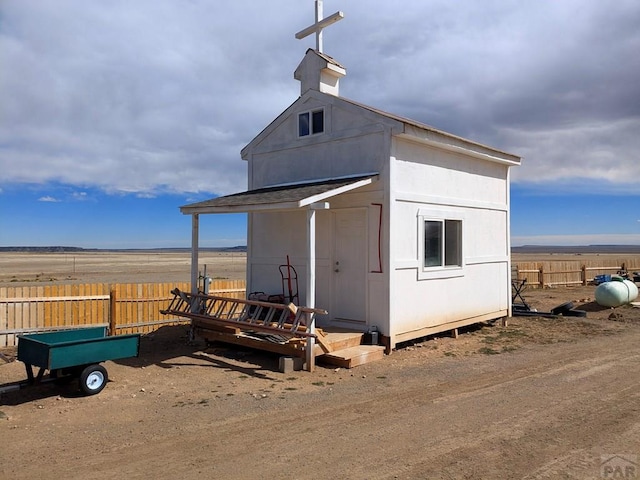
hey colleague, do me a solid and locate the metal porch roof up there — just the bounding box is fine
[180,174,378,214]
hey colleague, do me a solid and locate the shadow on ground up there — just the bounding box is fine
[114,325,283,379]
[0,376,90,406]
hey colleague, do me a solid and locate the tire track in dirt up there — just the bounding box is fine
[4,327,638,480]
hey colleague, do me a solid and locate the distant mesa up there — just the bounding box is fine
[0,246,89,253]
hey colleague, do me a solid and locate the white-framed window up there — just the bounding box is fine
[418,210,464,280]
[424,219,462,268]
[298,108,324,137]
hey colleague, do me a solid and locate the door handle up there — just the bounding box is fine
[334,261,340,273]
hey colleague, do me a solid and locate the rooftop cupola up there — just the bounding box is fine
[294,49,346,96]
[294,1,345,96]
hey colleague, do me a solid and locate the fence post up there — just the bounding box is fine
[539,265,545,288]
[582,265,587,286]
[109,289,117,336]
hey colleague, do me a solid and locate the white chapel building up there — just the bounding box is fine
[181,6,521,350]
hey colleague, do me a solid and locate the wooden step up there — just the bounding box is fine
[319,345,385,368]
[317,329,365,352]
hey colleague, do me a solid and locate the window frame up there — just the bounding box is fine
[417,210,465,280]
[298,108,325,138]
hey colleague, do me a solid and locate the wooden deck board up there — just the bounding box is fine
[194,322,383,368]
[317,328,364,351]
[196,329,306,358]
[319,345,385,368]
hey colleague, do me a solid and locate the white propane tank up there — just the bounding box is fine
[595,278,639,307]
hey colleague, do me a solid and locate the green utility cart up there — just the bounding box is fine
[14,326,140,395]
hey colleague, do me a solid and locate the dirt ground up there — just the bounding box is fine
[2,281,640,479]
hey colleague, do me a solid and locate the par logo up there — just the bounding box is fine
[601,454,638,479]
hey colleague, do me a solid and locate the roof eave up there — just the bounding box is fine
[180,202,301,215]
[179,175,378,216]
[395,132,521,166]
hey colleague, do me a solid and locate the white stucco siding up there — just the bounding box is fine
[251,132,387,188]
[251,211,307,257]
[248,210,309,297]
[328,135,386,179]
[252,148,329,188]
[248,210,332,305]
[393,138,508,206]
[331,104,381,133]
[391,261,508,336]
[388,137,511,344]
[464,209,509,261]
[392,200,508,268]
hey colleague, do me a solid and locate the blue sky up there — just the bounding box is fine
[1,1,639,248]
[0,184,247,248]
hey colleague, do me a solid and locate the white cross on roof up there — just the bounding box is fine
[295,0,344,53]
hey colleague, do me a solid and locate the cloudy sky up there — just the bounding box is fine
[1,0,639,248]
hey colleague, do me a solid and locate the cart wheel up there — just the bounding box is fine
[79,364,108,395]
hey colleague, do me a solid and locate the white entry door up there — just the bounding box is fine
[332,209,367,324]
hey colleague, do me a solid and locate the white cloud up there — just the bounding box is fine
[505,118,640,185]
[136,192,156,199]
[71,191,89,201]
[38,196,60,202]
[0,0,638,196]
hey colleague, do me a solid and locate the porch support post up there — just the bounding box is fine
[305,202,329,372]
[505,167,512,317]
[188,213,200,342]
[190,214,199,301]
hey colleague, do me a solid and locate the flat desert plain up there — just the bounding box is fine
[0,251,247,286]
[1,251,640,479]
